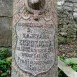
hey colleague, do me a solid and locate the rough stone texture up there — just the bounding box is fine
[0,0,13,17]
[12,0,57,77]
[0,17,12,47]
[57,0,77,44]
[68,0,77,2]
[0,0,13,47]
[58,58,77,77]
[57,0,77,18]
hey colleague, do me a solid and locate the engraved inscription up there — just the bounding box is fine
[15,23,55,76]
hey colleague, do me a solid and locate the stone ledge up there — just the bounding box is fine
[58,57,77,77]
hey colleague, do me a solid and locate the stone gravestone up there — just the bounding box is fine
[12,0,57,77]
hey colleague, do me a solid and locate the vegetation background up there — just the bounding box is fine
[0,0,77,77]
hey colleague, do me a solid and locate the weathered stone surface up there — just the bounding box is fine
[64,2,73,7]
[0,0,13,17]
[73,12,77,18]
[74,7,77,12]
[12,0,57,77]
[0,0,13,47]
[57,0,77,18]
[63,6,72,11]
[68,0,77,3]
[58,57,77,77]
[15,23,56,76]
[0,17,12,47]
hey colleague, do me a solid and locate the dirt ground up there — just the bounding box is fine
[58,39,77,58]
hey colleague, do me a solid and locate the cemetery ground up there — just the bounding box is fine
[58,39,77,77]
[0,0,77,77]
[0,39,77,77]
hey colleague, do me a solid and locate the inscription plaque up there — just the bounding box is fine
[15,23,55,76]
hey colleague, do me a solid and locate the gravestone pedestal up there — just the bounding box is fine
[12,0,57,77]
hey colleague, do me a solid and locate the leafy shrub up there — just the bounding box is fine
[0,48,12,77]
[64,59,77,71]
[0,48,10,60]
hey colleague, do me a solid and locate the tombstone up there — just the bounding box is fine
[12,0,57,77]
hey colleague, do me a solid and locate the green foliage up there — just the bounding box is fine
[72,65,77,71]
[0,48,12,77]
[69,54,77,57]
[0,48,10,60]
[59,55,66,61]
[64,59,77,71]
[59,55,77,72]
[64,59,77,65]
[0,59,11,77]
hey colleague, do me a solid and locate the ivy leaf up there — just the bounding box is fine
[64,59,77,65]
[1,72,7,76]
